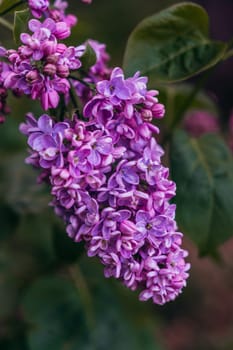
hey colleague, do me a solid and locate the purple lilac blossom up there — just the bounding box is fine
[28,0,78,27]
[28,0,50,18]
[20,67,190,305]
[1,15,80,110]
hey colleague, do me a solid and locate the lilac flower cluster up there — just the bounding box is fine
[0,0,107,112]
[0,14,83,110]
[20,67,190,305]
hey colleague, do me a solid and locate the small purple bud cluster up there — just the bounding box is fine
[28,0,77,25]
[183,110,220,138]
[20,67,190,305]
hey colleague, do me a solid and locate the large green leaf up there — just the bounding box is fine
[123,3,227,82]
[13,9,30,45]
[170,130,233,254]
[22,276,86,350]
[22,267,161,350]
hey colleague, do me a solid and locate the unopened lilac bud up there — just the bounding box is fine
[57,64,69,78]
[46,54,59,64]
[26,70,40,84]
[65,15,77,27]
[120,220,137,235]
[55,22,71,39]
[56,43,67,54]
[49,9,62,22]
[141,109,153,122]
[152,103,165,118]
[43,63,57,77]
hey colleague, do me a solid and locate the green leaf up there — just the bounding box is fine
[22,276,86,350]
[22,268,162,350]
[0,0,24,15]
[13,9,30,45]
[170,130,233,254]
[79,43,97,72]
[123,2,227,82]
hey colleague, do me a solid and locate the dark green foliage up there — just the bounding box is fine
[13,9,30,44]
[170,131,233,254]
[123,3,227,82]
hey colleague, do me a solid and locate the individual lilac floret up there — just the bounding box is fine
[28,0,50,18]
[20,113,69,168]
[21,67,189,305]
[183,110,220,137]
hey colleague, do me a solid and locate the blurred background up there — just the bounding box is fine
[0,1,233,349]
